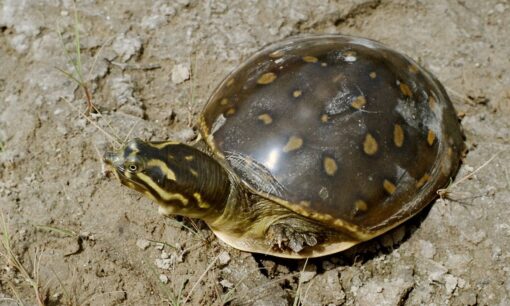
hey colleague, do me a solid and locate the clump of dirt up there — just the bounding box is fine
[0,0,509,305]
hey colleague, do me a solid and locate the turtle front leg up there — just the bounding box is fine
[266,218,322,253]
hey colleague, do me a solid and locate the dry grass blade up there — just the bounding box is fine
[182,254,219,304]
[63,97,122,147]
[50,266,75,305]
[57,7,127,149]
[437,151,501,199]
[146,239,179,250]
[235,270,301,305]
[36,225,77,238]
[0,212,46,306]
[293,258,309,306]
[167,218,207,241]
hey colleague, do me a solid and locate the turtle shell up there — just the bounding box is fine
[199,35,463,235]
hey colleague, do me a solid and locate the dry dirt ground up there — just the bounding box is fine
[0,0,509,305]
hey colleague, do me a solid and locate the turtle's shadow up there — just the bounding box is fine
[252,203,433,275]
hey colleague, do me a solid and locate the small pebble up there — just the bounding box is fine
[136,239,151,250]
[159,274,169,284]
[276,264,290,274]
[418,240,436,259]
[322,260,335,271]
[173,127,196,142]
[220,279,234,288]
[171,252,184,264]
[469,230,486,245]
[161,250,170,259]
[112,33,142,62]
[495,3,505,13]
[155,258,172,270]
[428,261,448,282]
[261,260,277,275]
[171,63,190,84]
[218,251,231,266]
[298,263,317,283]
[457,277,466,288]
[444,274,458,294]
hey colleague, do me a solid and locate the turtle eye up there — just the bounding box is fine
[126,162,139,173]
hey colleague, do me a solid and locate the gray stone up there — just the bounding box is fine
[218,251,231,266]
[444,274,458,295]
[356,277,414,306]
[112,33,142,62]
[171,63,190,84]
[136,239,151,250]
[159,274,169,284]
[298,270,345,306]
[418,240,436,259]
[155,258,172,270]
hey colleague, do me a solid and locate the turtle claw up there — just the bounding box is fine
[267,223,319,253]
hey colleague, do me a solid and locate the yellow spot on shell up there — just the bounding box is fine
[283,136,303,152]
[354,200,368,213]
[408,65,419,74]
[400,83,413,97]
[321,62,328,67]
[393,124,404,147]
[257,72,277,85]
[383,179,397,194]
[323,157,338,176]
[351,96,366,109]
[427,130,436,146]
[185,155,194,161]
[220,98,229,105]
[416,174,430,188]
[293,90,302,98]
[258,113,273,125]
[369,71,377,79]
[321,114,329,123]
[226,78,235,87]
[269,50,285,58]
[363,133,378,155]
[344,51,357,61]
[225,108,236,116]
[303,56,318,63]
[190,169,198,177]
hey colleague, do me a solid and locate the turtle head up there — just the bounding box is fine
[104,138,231,219]
[104,138,153,196]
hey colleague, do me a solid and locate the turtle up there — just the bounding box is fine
[104,34,464,259]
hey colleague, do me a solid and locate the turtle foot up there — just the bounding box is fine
[266,222,319,253]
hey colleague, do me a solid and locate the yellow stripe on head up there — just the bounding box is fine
[146,159,177,181]
[137,172,189,205]
[148,141,181,150]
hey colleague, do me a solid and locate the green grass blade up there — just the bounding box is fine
[73,2,83,83]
